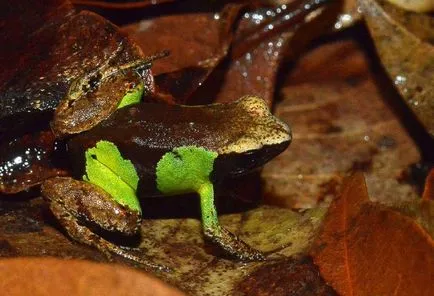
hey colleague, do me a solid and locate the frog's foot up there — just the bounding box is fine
[48,200,170,272]
[42,177,170,272]
[197,182,265,261]
[204,226,265,261]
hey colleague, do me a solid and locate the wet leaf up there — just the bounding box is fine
[72,0,176,9]
[121,3,243,103]
[122,4,240,76]
[0,0,146,193]
[311,173,434,296]
[0,257,185,296]
[123,1,336,105]
[334,0,362,31]
[0,4,144,122]
[212,0,338,105]
[360,0,434,136]
[262,40,420,208]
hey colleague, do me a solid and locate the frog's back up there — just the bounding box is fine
[68,96,291,196]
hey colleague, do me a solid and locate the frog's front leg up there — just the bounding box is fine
[41,177,168,271]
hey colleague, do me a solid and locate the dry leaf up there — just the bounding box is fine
[0,257,185,296]
[384,0,434,12]
[234,256,337,296]
[390,199,434,238]
[0,196,329,296]
[311,173,434,296]
[423,169,434,200]
[262,40,419,208]
[360,0,434,136]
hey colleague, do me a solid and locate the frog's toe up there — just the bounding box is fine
[204,226,265,261]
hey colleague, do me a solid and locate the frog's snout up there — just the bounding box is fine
[217,96,292,155]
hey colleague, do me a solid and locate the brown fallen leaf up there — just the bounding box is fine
[334,0,362,31]
[384,0,434,12]
[122,4,239,76]
[262,39,420,208]
[0,257,185,296]
[0,195,329,296]
[72,0,176,9]
[359,0,434,137]
[122,3,243,104]
[390,198,434,239]
[234,256,337,296]
[423,169,434,200]
[123,1,336,105]
[213,0,338,105]
[311,173,434,296]
[0,2,143,122]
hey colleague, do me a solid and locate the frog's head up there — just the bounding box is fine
[51,52,168,138]
[212,96,291,178]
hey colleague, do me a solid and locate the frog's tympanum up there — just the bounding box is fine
[2,55,291,270]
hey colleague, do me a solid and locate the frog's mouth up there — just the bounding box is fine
[212,140,290,180]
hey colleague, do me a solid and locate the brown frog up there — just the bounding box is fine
[1,45,291,272]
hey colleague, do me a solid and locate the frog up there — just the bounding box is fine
[41,92,291,270]
[1,49,291,270]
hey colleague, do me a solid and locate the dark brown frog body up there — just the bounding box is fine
[68,96,291,197]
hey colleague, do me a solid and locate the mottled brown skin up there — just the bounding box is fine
[42,177,141,235]
[41,177,167,270]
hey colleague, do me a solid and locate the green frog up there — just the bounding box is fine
[37,56,291,270]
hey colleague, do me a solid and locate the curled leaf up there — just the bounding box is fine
[311,173,434,295]
[360,0,434,136]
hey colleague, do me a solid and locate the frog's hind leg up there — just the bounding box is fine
[41,177,168,271]
[199,182,265,261]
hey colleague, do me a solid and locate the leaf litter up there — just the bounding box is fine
[1,0,433,295]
